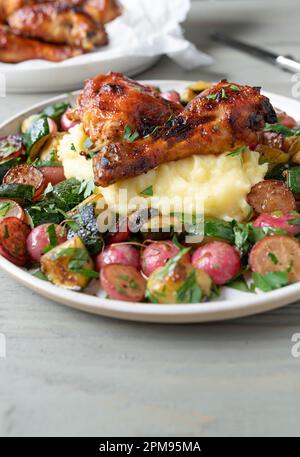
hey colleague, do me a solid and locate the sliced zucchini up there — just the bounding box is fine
[0,183,34,203]
[286,167,300,194]
[23,114,50,161]
[41,236,94,290]
[42,102,70,124]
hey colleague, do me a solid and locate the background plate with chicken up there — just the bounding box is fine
[0,79,300,323]
[0,0,210,92]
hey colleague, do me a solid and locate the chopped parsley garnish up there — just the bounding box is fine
[263,123,300,137]
[83,138,94,149]
[0,202,12,218]
[70,143,76,151]
[268,252,279,265]
[221,88,227,99]
[32,270,48,281]
[228,84,241,91]
[43,224,58,254]
[79,180,96,199]
[176,270,202,303]
[72,269,99,278]
[206,93,218,101]
[140,185,153,197]
[56,247,98,277]
[123,125,139,142]
[226,146,246,157]
[227,276,252,293]
[4,224,9,239]
[43,102,70,124]
[252,270,290,292]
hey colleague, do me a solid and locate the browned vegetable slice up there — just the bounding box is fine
[247,180,296,214]
[249,235,300,282]
[41,236,94,290]
[0,135,25,164]
[0,217,30,265]
[101,264,146,302]
[3,164,46,200]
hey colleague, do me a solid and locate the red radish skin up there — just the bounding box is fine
[161,90,181,104]
[0,199,25,223]
[0,217,30,265]
[249,235,300,282]
[192,241,241,285]
[105,218,130,245]
[95,244,140,272]
[60,110,79,131]
[276,111,297,128]
[47,117,58,135]
[0,244,27,266]
[253,212,300,236]
[100,264,146,302]
[40,166,65,186]
[27,223,67,262]
[141,241,180,277]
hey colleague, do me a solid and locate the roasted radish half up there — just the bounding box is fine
[41,236,95,290]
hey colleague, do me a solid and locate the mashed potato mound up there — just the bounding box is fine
[58,124,94,181]
[58,124,267,222]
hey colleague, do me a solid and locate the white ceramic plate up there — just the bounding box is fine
[0,54,159,94]
[1,80,300,323]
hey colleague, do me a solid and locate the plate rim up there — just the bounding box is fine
[1,79,300,323]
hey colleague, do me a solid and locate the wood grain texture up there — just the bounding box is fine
[1,0,300,437]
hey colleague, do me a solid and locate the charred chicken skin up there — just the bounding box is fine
[92,80,277,187]
[0,25,82,62]
[70,72,183,144]
[8,3,108,50]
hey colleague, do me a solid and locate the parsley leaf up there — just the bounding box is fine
[140,185,153,197]
[226,146,246,157]
[268,252,279,264]
[123,125,139,142]
[176,270,202,303]
[227,276,251,293]
[79,180,96,199]
[252,270,289,292]
[263,123,300,137]
[0,201,12,218]
[206,94,218,100]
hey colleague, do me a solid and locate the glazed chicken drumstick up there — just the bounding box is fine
[92,80,277,187]
[0,25,82,62]
[69,72,183,143]
[0,0,121,24]
[8,3,108,50]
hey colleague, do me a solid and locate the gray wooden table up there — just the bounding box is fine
[1,0,300,437]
